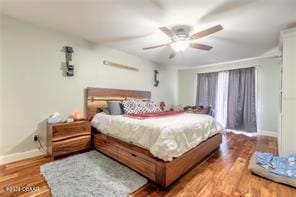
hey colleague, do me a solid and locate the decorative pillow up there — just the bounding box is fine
[122,100,144,114]
[144,101,161,113]
[122,100,161,114]
[184,106,211,114]
[102,107,111,115]
[107,101,123,115]
[172,105,183,112]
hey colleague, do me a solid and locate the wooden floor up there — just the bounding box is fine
[1,132,295,197]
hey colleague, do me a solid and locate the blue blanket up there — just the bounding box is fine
[256,152,296,179]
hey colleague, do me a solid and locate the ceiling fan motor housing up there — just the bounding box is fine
[175,28,188,38]
[172,25,191,41]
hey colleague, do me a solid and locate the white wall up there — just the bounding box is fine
[0,15,177,156]
[178,57,281,133]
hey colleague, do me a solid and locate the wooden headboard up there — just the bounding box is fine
[86,87,151,120]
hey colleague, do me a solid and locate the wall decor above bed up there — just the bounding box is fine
[103,60,139,72]
[64,46,75,77]
[154,70,159,87]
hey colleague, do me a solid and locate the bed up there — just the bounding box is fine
[87,87,223,187]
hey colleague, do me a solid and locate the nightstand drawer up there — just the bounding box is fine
[52,121,91,141]
[52,135,91,157]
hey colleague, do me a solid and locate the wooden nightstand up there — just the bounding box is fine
[47,120,91,158]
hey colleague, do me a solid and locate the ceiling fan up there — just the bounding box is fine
[142,24,223,59]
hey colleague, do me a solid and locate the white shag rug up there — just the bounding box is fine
[41,151,148,197]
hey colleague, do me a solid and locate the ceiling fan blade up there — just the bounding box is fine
[190,25,223,40]
[190,43,213,50]
[142,43,170,50]
[159,26,176,38]
[169,51,177,59]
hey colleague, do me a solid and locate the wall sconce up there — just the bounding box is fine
[154,70,159,87]
[65,46,74,77]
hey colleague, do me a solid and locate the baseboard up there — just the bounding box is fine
[226,129,278,138]
[0,148,47,165]
[226,129,257,137]
[257,130,278,138]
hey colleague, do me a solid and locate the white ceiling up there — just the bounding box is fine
[1,0,296,67]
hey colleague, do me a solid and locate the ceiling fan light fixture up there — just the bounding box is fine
[143,24,222,58]
[171,40,190,52]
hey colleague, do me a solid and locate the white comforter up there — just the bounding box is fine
[91,113,224,161]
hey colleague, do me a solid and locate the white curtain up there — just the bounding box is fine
[215,71,229,127]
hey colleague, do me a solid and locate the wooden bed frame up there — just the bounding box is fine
[87,87,222,187]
